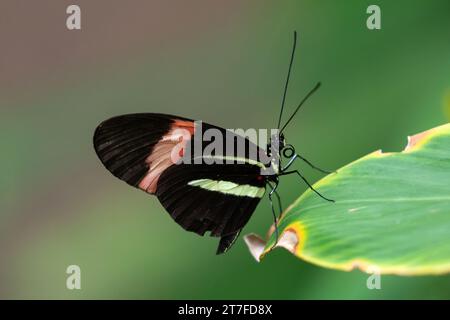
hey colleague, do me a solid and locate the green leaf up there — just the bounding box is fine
[245,124,450,275]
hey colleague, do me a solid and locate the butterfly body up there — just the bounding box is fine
[93,32,333,255]
[94,113,280,254]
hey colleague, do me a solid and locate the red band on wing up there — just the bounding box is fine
[138,120,195,194]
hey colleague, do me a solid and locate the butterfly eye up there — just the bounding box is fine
[282,144,295,158]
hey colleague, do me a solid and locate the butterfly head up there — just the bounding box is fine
[267,132,290,156]
[279,132,286,150]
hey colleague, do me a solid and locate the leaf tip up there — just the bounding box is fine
[274,228,300,254]
[243,234,266,262]
[245,222,304,261]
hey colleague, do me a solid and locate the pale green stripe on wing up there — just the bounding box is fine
[188,179,265,198]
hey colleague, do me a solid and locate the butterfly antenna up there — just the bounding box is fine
[277,31,298,130]
[280,81,321,133]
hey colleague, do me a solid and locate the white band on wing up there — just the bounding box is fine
[188,179,265,198]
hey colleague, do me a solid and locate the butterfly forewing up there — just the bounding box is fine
[93,113,269,254]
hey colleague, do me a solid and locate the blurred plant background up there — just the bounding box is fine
[1,0,449,299]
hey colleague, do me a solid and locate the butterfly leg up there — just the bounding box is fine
[280,170,335,203]
[282,153,333,174]
[273,189,283,220]
[296,154,334,174]
[268,182,281,250]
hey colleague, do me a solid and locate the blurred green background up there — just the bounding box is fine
[1,0,450,299]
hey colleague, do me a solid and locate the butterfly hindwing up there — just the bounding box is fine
[156,163,264,254]
[155,161,265,236]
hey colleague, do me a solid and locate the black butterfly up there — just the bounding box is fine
[93,32,333,254]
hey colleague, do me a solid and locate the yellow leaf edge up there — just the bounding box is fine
[244,123,450,276]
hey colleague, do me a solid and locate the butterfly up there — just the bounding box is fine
[93,31,333,254]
